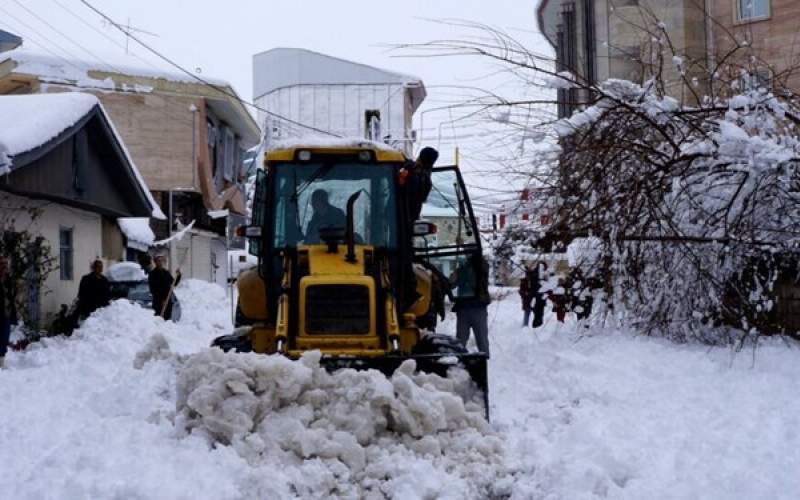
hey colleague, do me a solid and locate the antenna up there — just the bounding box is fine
[101,17,159,54]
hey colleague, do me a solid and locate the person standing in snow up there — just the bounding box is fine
[77,259,111,319]
[0,256,18,369]
[451,255,491,356]
[148,255,180,320]
[520,261,548,328]
[519,266,534,327]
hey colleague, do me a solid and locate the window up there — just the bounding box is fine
[737,0,769,21]
[59,227,73,280]
[271,162,398,249]
[740,68,773,92]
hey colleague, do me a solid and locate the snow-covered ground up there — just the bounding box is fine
[1,281,799,499]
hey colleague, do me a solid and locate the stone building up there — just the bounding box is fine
[537,0,708,115]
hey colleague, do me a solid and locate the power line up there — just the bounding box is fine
[0,4,88,71]
[11,0,112,70]
[78,0,342,138]
[5,2,198,129]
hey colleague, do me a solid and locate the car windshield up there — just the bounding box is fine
[272,162,398,249]
[127,282,151,302]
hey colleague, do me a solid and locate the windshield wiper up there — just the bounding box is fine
[292,162,335,201]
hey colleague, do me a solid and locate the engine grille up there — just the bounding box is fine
[305,285,370,334]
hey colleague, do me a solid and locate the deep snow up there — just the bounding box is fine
[1,280,799,499]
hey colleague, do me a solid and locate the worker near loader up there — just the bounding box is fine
[451,256,491,356]
[399,147,439,307]
[0,256,17,369]
[402,146,438,225]
[77,259,111,319]
[304,189,346,244]
[148,255,180,320]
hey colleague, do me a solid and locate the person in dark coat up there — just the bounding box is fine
[403,147,438,225]
[519,269,534,327]
[399,147,439,308]
[77,259,111,319]
[148,255,180,320]
[0,255,18,369]
[304,189,346,244]
[520,262,548,328]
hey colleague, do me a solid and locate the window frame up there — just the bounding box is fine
[59,226,74,281]
[735,0,770,24]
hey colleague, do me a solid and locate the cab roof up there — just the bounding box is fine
[265,138,407,163]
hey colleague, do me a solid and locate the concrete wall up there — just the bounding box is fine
[541,0,708,102]
[710,0,800,91]
[598,0,708,101]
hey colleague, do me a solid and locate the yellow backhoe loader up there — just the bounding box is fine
[212,142,490,415]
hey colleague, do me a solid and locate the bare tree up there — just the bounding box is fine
[399,13,800,343]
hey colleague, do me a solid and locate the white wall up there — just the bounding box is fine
[256,83,413,154]
[2,192,103,326]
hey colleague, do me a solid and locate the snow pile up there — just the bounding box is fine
[175,349,511,499]
[118,217,156,250]
[0,93,98,161]
[107,261,147,282]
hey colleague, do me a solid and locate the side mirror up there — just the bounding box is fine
[413,221,437,237]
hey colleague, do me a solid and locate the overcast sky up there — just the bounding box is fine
[1,0,552,207]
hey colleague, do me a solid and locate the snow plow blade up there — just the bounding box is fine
[318,353,490,419]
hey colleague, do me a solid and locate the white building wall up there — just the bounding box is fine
[2,193,103,326]
[256,83,409,149]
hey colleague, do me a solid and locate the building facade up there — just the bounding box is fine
[537,0,799,117]
[0,93,158,327]
[0,47,261,285]
[253,48,426,156]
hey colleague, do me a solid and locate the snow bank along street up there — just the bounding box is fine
[1,280,799,499]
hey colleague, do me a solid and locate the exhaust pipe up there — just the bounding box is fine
[345,191,362,263]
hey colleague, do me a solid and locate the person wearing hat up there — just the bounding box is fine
[402,146,439,225]
[399,147,439,308]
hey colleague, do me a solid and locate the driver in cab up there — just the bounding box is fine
[304,189,346,243]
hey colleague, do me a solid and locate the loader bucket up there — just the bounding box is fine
[318,353,490,419]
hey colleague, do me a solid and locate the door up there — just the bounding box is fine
[414,166,485,303]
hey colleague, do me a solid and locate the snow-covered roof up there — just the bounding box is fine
[269,136,402,153]
[107,262,146,282]
[0,92,164,219]
[253,48,426,110]
[0,47,229,89]
[0,47,260,148]
[118,217,156,251]
[0,92,97,157]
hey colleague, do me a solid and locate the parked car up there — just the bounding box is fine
[107,262,182,322]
